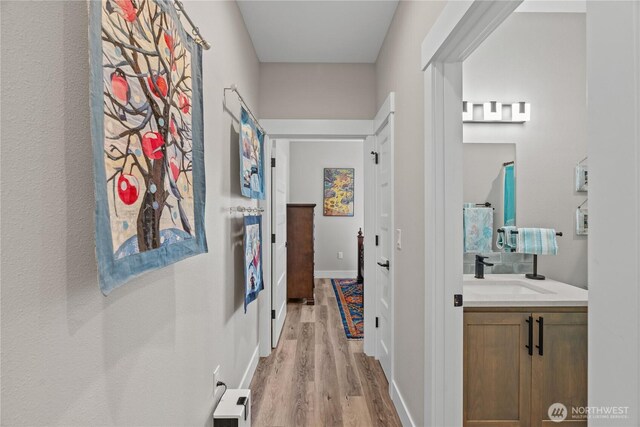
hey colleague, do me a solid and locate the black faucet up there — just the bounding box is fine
[474,255,494,279]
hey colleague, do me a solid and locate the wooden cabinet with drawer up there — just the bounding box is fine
[286,204,316,304]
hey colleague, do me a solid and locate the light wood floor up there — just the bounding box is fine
[250,279,402,427]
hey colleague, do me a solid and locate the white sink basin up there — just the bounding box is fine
[464,280,553,295]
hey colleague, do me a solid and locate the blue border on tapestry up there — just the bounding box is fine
[89,0,208,295]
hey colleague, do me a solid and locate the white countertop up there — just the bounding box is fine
[463,274,588,307]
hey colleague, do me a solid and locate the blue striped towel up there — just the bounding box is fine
[464,207,493,253]
[497,226,517,252]
[516,228,558,255]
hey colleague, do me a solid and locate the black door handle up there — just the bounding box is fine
[377,260,390,270]
[536,316,544,356]
[525,316,533,356]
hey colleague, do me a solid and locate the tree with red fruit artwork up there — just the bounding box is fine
[91,0,206,293]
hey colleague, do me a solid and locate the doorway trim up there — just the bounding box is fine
[259,119,375,358]
[420,1,522,425]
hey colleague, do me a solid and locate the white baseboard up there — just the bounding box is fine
[239,345,260,389]
[314,270,357,279]
[391,380,416,427]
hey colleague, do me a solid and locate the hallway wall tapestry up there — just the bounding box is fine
[239,107,265,200]
[323,168,355,216]
[243,215,263,312]
[89,0,207,295]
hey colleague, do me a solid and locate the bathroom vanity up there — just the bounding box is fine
[463,274,588,427]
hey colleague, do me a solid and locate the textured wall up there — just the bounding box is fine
[289,141,364,275]
[259,63,376,119]
[464,12,587,288]
[374,1,447,425]
[0,1,261,425]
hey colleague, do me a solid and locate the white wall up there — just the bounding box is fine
[463,12,588,288]
[375,1,447,425]
[289,141,364,276]
[0,1,262,425]
[259,63,376,119]
[587,2,640,424]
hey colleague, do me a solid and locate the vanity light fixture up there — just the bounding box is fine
[462,100,531,123]
[483,101,503,121]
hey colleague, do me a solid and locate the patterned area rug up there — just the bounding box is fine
[331,279,364,340]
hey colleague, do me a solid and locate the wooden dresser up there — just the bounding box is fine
[287,204,316,304]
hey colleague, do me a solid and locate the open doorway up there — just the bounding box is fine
[260,102,396,372]
[461,10,588,427]
[270,137,369,349]
[419,2,639,426]
[251,110,401,425]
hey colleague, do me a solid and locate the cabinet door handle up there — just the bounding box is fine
[526,316,533,356]
[536,316,544,356]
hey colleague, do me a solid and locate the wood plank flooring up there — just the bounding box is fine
[250,279,402,427]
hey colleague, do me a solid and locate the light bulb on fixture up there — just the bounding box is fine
[462,101,473,121]
[511,102,531,122]
[483,101,502,121]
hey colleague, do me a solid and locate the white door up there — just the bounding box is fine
[374,94,395,381]
[271,139,289,348]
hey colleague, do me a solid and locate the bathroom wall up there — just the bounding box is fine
[259,63,376,119]
[463,12,588,288]
[289,140,364,276]
[375,1,447,425]
[1,1,262,425]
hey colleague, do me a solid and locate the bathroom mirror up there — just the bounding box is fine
[463,142,516,243]
[462,142,521,275]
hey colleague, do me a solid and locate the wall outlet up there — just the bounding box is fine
[396,229,402,250]
[337,251,344,259]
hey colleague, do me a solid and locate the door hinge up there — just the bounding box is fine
[375,235,379,246]
[454,294,463,307]
[271,309,276,319]
[371,151,379,164]
[271,234,276,244]
[375,317,379,328]
[271,158,276,167]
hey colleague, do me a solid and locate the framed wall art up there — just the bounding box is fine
[239,107,265,200]
[89,0,207,294]
[243,215,263,312]
[323,168,355,217]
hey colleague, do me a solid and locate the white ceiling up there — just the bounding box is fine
[516,0,586,13]
[237,1,399,63]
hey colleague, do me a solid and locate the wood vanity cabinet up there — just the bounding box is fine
[464,308,587,427]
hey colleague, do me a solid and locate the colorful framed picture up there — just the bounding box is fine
[244,215,263,312]
[323,168,355,217]
[89,0,207,294]
[239,107,265,200]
